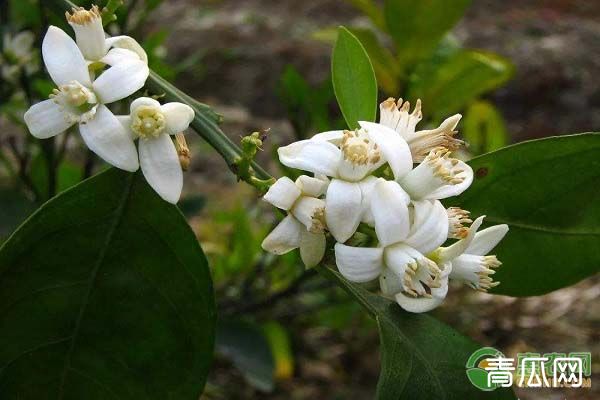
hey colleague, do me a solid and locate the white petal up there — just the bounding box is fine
[295,175,329,197]
[42,26,91,87]
[384,243,422,277]
[291,197,326,232]
[277,140,341,177]
[139,134,183,204]
[439,216,485,262]
[263,177,301,210]
[130,97,161,112]
[100,48,142,66]
[261,215,302,255]
[325,179,363,242]
[334,243,383,283]
[161,103,195,135]
[426,160,474,199]
[465,224,509,256]
[300,230,326,268]
[358,175,379,226]
[395,280,448,313]
[311,130,344,145]
[68,14,106,61]
[115,115,135,138]
[92,59,149,104]
[405,200,449,254]
[105,35,148,63]
[358,121,413,179]
[371,180,410,247]
[24,100,73,139]
[78,104,139,172]
[379,268,403,297]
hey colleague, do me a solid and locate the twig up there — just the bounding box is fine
[225,269,319,315]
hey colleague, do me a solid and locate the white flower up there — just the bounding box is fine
[116,97,195,204]
[261,176,329,267]
[334,180,452,313]
[66,6,147,64]
[278,125,413,242]
[23,26,148,172]
[0,31,38,81]
[379,98,464,162]
[434,216,509,292]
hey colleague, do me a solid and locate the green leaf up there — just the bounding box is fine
[463,100,509,155]
[407,49,514,118]
[454,133,600,296]
[332,26,378,129]
[216,320,275,392]
[262,321,294,380]
[384,0,471,66]
[318,267,516,400]
[0,186,35,242]
[0,168,216,398]
[30,154,82,196]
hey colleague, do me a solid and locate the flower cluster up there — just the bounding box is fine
[262,98,508,313]
[23,6,194,203]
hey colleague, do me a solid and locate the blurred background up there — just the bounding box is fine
[0,0,598,399]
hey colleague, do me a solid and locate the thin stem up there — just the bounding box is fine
[224,269,319,315]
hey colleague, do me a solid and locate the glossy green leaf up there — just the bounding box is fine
[454,133,600,296]
[332,26,378,129]
[463,100,509,155]
[407,49,514,118]
[318,267,516,400]
[384,0,471,66]
[0,168,216,398]
[216,320,275,392]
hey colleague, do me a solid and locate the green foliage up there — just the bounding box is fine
[29,153,81,196]
[0,169,216,398]
[454,133,600,296]
[216,319,275,392]
[319,267,516,400]
[384,0,471,67]
[407,48,514,119]
[463,100,509,155]
[332,27,378,129]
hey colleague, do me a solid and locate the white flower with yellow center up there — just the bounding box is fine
[379,97,464,162]
[116,97,195,204]
[433,216,508,292]
[261,175,329,267]
[23,26,148,172]
[278,124,413,243]
[66,5,148,65]
[334,180,452,313]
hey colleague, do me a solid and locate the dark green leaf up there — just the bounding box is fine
[463,100,509,155]
[384,0,471,66]
[0,168,216,398]
[454,133,600,296]
[332,26,378,129]
[216,320,274,392]
[407,49,514,118]
[0,186,35,242]
[318,267,516,400]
